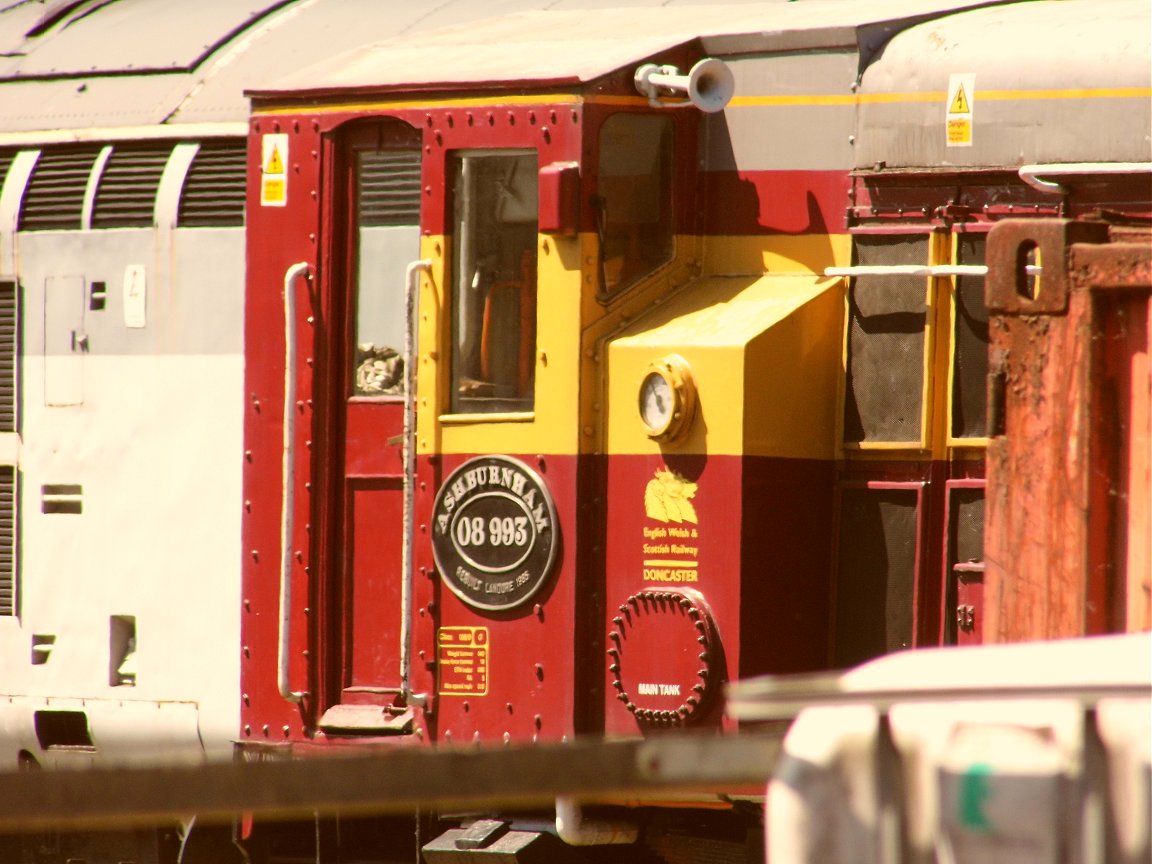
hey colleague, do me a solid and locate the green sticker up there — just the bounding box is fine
[958,762,994,831]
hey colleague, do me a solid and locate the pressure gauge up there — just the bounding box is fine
[638,354,696,444]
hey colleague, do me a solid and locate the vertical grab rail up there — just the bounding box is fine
[279,261,310,704]
[401,259,432,706]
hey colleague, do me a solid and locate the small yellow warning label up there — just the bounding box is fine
[949,84,970,115]
[945,73,975,148]
[261,133,288,207]
[948,118,973,146]
[262,178,285,202]
[265,144,284,174]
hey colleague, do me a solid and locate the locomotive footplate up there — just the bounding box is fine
[423,819,582,863]
[318,704,414,735]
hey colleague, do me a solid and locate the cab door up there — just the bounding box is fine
[316,120,422,731]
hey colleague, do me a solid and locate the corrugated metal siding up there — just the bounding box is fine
[0,149,14,197]
[359,150,422,226]
[92,143,172,229]
[18,146,101,232]
[0,280,15,433]
[0,466,14,617]
[178,141,246,227]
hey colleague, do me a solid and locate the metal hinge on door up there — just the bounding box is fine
[953,560,984,637]
[956,604,976,632]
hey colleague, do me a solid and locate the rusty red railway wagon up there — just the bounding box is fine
[235,1,1150,860]
[985,219,1152,641]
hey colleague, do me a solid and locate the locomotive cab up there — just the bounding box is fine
[240,14,761,751]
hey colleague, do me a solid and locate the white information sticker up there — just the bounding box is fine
[123,264,146,328]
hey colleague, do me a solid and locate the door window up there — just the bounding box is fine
[449,150,538,414]
[351,130,421,397]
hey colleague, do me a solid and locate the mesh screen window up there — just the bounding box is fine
[843,235,929,444]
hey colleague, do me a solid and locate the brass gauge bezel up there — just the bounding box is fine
[638,354,697,444]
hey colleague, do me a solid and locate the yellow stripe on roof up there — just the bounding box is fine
[732,87,1151,108]
[254,92,586,116]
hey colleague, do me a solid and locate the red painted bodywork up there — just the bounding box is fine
[238,54,864,750]
[241,96,589,747]
[602,453,835,735]
[239,129,999,750]
[429,452,584,743]
[240,76,1148,756]
[704,170,850,235]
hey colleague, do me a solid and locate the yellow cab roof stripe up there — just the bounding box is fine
[254,93,712,116]
[253,92,586,116]
[732,87,1152,108]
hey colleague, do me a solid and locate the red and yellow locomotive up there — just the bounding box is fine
[236,1,1150,859]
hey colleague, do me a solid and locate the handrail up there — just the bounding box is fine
[401,259,432,707]
[825,264,1040,278]
[1019,161,1152,194]
[278,261,310,705]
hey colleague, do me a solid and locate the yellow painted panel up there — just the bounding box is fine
[415,234,585,457]
[607,273,843,458]
[743,284,842,460]
[701,233,851,277]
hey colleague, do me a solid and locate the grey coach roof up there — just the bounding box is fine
[0,0,1031,135]
[250,0,1022,98]
[0,0,772,133]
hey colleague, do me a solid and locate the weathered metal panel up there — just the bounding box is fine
[708,52,858,173]
[984,219,1152,642]
[856,0,1152,169]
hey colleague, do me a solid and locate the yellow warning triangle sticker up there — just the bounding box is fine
[266,145,284,174]
[949,84,970,115]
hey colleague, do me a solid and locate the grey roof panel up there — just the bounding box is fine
[0,0,1045,135]
[0,74,196,133]
[1,0,290,78]
[162,0,787,124]
[166,0,591,124]
[251,8,721,96]
[251,0,1025,98]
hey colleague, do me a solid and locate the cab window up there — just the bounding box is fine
[596,114,673,297]
[449,150,538,414]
